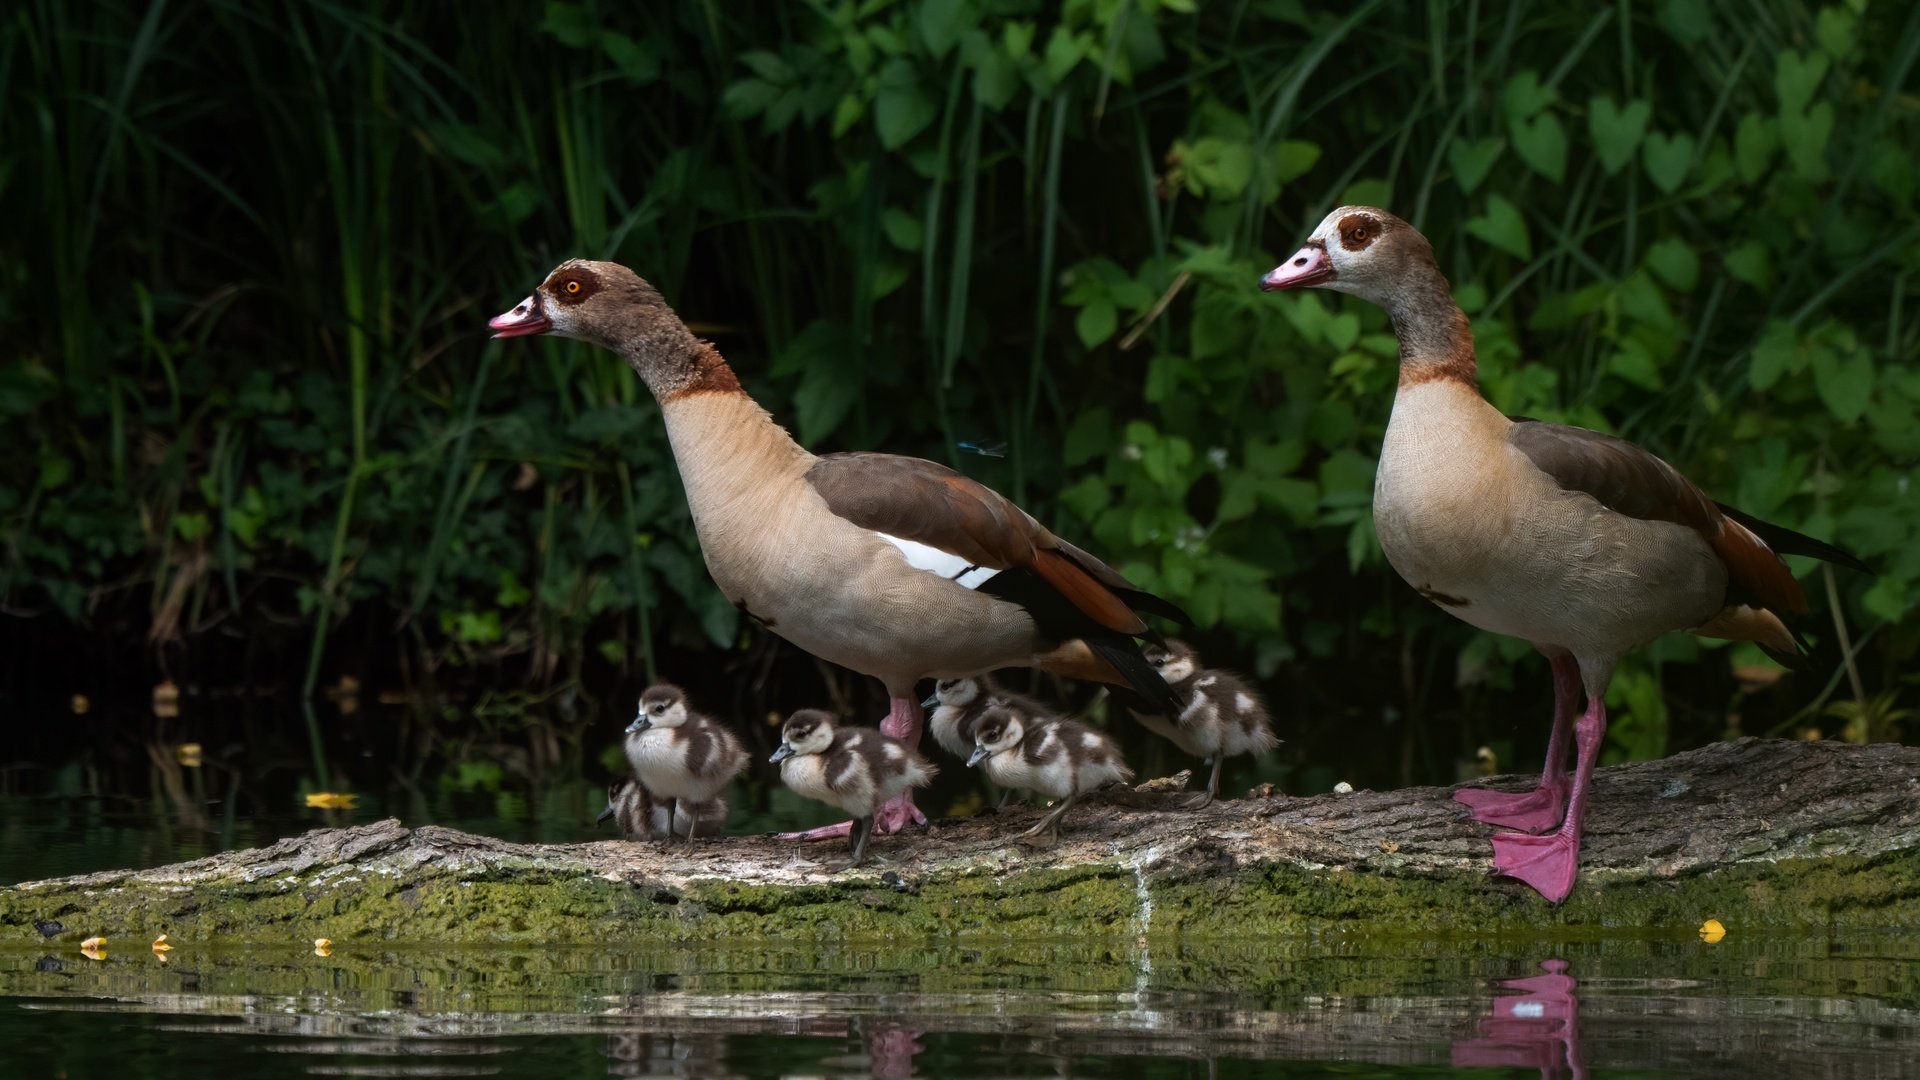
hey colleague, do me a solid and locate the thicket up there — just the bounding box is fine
[4,0,1915,789]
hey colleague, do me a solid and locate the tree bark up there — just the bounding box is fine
[4,737,1916,945]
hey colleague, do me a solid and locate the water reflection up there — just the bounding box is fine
[1,937,1915,1078]
[1453,959,1583,1078]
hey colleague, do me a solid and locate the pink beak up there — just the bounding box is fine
[1261,243,1334,291]
[489,294,551,338]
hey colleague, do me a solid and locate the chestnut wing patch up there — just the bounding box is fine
[1506,421,1805,613]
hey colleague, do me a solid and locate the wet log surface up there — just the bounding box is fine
[4,737,1916,944]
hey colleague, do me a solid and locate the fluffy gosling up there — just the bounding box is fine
[624,684,749,840]
[967,705,1132,840]
[770,709,936,867]
[1132,639,1278,808]
[598,779,728,840]
[922,675,1055,756]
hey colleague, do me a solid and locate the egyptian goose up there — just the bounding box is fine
[921,675,1056,761]
[491,262,1186,839]
[967,704,1133,840]
[598,779,728,841]
[1261,206,1869,902]
[770,709,937,866]
[623,684,749,840]
[1131,639,1278,808]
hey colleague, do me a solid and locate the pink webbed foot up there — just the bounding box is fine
[1454,784,1568,833]
[1489,830,1582,904]
[774,792,926,843]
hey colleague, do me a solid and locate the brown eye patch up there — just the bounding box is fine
[1337,213,1377,251]
[546,267,600,305]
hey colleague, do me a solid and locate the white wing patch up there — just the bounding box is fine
[876,533,1002,589]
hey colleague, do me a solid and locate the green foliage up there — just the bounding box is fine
[2,0,1915,777]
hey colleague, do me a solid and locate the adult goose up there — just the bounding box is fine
[1260,207,1868,902]
[490,261,1186,837]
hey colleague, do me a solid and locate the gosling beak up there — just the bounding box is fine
[489,293,552,338]
[1261,241,1334,291]
[966,745,989,768]
[769,744,795,764]
[921,692,939,709]
[626,715,651,734]
[595,803,615,826]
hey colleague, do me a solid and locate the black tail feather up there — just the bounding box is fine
[1717,503,1872,575]
[1089,637,1181,717]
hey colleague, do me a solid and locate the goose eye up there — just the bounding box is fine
[564,279,582,294]
[1345,224,1371,245]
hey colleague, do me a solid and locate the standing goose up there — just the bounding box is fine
[1261,206,1868,902]
[492,262,1186,839]
[771,709,937,867]
[967,705,1133,841]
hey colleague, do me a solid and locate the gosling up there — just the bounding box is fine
[598,779,728,840]
[1132,639,1278,808]
[770,709,936,867]
[967,705,1132,841]
[922,675,1055,758]
[624,684,749,840]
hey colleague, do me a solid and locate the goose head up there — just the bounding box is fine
[626,683,691,733]
[967,706,1024,767]
[490,259,694,353]
[1259,206,1434,308]
[771,709,836,763]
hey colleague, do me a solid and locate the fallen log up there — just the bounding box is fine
[3,737,1916,945]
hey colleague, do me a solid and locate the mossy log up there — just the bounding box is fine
[4,737,1916,945]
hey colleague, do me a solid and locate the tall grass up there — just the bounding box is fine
[2,1,1915,790]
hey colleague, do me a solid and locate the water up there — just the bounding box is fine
[1,934,1915,1077]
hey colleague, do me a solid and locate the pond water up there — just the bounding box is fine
[1,934,1915,1078]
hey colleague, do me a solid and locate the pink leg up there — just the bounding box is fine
[776,694,928,842]
[1454,653,1578,833]
[1489,694,1605,903]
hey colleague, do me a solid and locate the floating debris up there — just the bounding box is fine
[305,792,359,810]
[1699,918,1727,943]
[151,934,173,953]
[313,938,333,957]
[80,937,107,960]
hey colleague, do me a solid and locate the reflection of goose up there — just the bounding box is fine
[1451,959,1585,1080]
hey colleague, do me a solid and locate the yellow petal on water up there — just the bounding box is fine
[81,936,106,949]
[304,792,358,809]
[1699,918,1727,943]
[151,935,173,952]
[313,938,333,957]
[176,743,203,768]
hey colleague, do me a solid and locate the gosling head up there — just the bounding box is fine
[1143,639,1199,686]
[922,676,984,710]
[627,684,691,733]
[770,709,837,763]
[967,706,1025,768]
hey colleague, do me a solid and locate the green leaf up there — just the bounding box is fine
[1733,113,1778,183]
[601,32,661,83]
[1645,237,1699,292]
[1748,321,1798,390]
[174,511,211,542]
[874,59,937,148]
[917,0,971,58]
[1269,139,1322,184]
[539,1,593,48]
[1501,70,1555,122]
[1075,300,1118,348]
[1641,131,1695,194]
[1779,102,1834,181]
[1607,338,1664,390]
[1658,0,1711,44]
[1813,347,1873,423]
[1446,136,1504,193]
[1774,49,1830,114]
[1058,474,1111,521]
[1725,242,1773,290]
[1510,112,1568,182]
[1325,312,1361,352]
[1816,6,1857,59]
[1587,96,1650,175]
[1061,408,1112,467]
[881,208,923,252]
[1041,26,1085,86]
[1465,194,1532,259]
